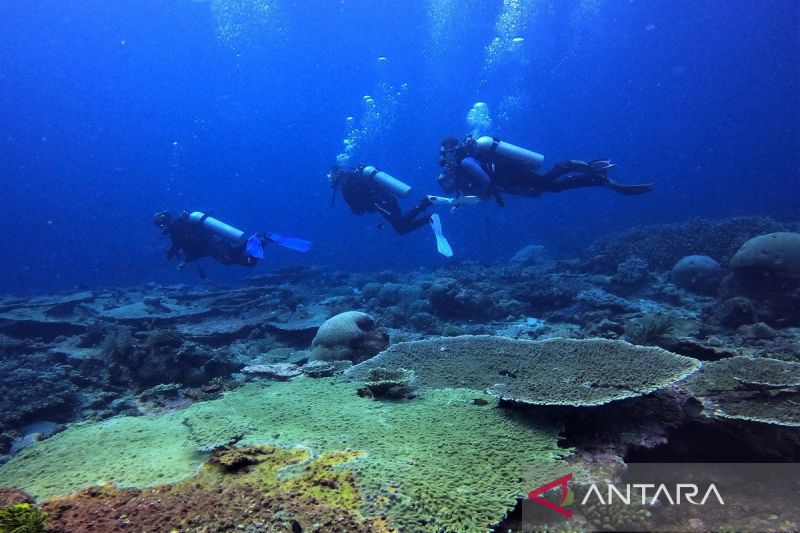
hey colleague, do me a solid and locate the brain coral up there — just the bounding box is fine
[685,356,800,427]
[346,335,701,406]
[0,378,567,533]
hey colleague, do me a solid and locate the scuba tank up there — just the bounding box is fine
[473,136,544,171]
[187,212,245,243]
[362,165,412,198]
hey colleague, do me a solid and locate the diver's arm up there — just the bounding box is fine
[460,156,493,198]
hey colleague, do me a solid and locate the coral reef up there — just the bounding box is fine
[300,359,351,377]
[241,362,303,380]
[40,445,381,533]
[613,256,651,288]
[583,216,787,272]
[357,367,416,399]
[724,232,800,327]
[579,499,652,531]
[1,215,799,531]
[0,379,567,533]
[347,335,701,406]
[671,254,723,294]
[730,232,800,277]
[510,244,552,265]
[311,311,389,363]
[685,356,800,427]
[0,502,46,533]
[624,313,675,347]
[0,489,33,508]
[426,277,499,320]
[0,352,79,434]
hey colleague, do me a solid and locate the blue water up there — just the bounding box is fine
[1,0,798,294]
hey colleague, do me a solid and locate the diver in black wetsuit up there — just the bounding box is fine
[437,135,655,207]
[328,164,453,257]
[153,211,261,270]
[153,211,311,277]
[329,164,435,235]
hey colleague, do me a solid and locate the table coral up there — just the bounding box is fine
[0,379,567,533]
[685,356,800,427]
[347,335,701,406]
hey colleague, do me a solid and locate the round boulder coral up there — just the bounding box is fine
[671,255,722,294]
[310,311,389,363]
[728,232,800,326]
[731,232,800,272]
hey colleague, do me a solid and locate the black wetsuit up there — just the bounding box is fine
[340,169,432,235]
[441,139,653,206]
[165,214,256,267]
[455,156,615,205]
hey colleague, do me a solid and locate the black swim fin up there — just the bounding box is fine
[605,179,655,195]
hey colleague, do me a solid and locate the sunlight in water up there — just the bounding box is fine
[483,0,543,74]
[426,0,458,60]
[568,0,604,55]
[209,0,284,50]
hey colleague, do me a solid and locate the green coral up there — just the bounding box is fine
[0,415,205,497]
[0,503,46,533]
[347,335,701,406]
[203,445,365,512]
[281,450,365,511]
[0,378,567,533]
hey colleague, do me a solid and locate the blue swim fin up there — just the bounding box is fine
[265,232,312,252]
[246,234,264,259]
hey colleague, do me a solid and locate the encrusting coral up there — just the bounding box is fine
[39,445,382,533]
[0,378,568,533]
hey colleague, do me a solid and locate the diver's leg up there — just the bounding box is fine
[395,197,434,233]
[404,215,433,234]
[375,196,412,234]
[540,160,593,181]
[381,211,413,234]
[546,172,609,192]
[545,170,654,195]
[405,196,433,219]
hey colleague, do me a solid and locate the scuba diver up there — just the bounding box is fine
[328,164,453,257]
[153,211,311,276]
[437,135,655,207]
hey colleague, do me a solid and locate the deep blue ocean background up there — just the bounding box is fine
[1,0,798,295]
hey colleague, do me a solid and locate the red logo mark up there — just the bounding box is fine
[528,473,574,518]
